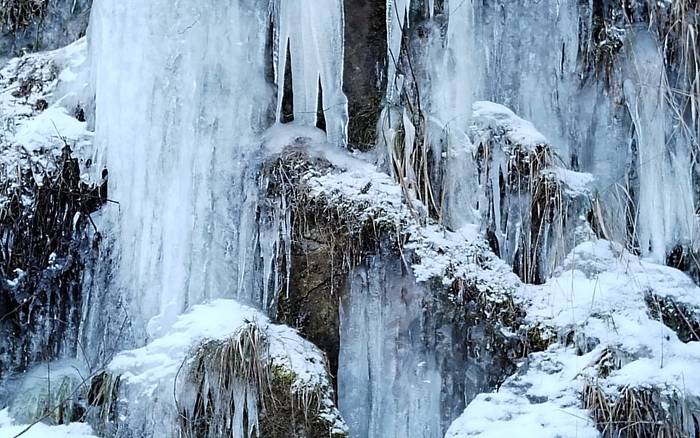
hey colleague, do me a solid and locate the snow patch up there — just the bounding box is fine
[472,101,548,148]
[0,409,97,438]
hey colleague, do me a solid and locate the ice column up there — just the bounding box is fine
[90,0,273,337]
[338,254,442,438]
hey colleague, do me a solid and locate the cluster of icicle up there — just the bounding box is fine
[383,0,698,269]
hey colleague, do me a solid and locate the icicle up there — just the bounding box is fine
[386,0,411,103]
[274,0,349,146]
[402,108,417,187]
[623,31,695,262]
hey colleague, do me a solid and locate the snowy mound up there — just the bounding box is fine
[265,134,519,295]
[472,101,548,149]
[447,240,700,437]
[109,299,334,394]
[105,299,347,437]
[0,37,92,206]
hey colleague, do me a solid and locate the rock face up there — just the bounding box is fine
[0,0,92,58]
[277,223,347,381]
[265,147,369,383]
[343,0,386,149]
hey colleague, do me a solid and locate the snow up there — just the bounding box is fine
[446,348,600,438]
[110,299,330,396]
[0,409,97,438]
[472,101,548,149]
[0,38,92,200]
[523,240,700,391]
[407,223,519,292]
[544,167,595,196]
[296,141,519,294]
[448,239,700,437]
[13,106,89,152]
[110,300,259,393]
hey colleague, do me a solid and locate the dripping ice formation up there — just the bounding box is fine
[274,0,349,146]
[1,0,700,437]
[338,251,442,438]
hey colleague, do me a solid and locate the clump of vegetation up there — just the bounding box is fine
[10,367,88,425]
[584,380,699,438]
[177,322,346,438]
[0,0,48,33]
[263,146,398,279]
[582,344,700,437]
[0,146,105,384]
[86,371,121,428]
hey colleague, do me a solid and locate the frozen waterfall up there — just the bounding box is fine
[89,0,274,338]
[623,30,695,262]
[2,0,699,437]
[338,251,443,438]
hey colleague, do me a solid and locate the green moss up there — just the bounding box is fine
[522,323,557,356]
[270,364,296,388]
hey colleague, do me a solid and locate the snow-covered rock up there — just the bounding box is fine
[447,240,700,437]
[101,299,347,437]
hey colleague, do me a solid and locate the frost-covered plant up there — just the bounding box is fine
[584,379,700,438]
[177,321,346,438]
